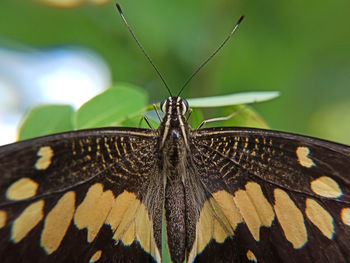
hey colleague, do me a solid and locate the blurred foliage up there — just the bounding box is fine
[187,91,279,107]
[19,104,74,140]
[0,0,350,144]
[18,84,274,140]
[75,83,148,129]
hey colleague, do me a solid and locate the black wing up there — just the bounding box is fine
[0,128,162,263]
[190,127,350,263]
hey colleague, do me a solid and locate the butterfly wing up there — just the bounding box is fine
[190,127,350,263]
[0,128,162,263]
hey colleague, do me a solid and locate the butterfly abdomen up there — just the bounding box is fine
[164,176,187,263]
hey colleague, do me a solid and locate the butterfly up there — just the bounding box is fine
[1,4,350,263]
[1,93,350,263]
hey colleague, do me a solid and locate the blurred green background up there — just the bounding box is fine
[0,0,349,144]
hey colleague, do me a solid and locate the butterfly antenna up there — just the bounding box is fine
[177,15,244,97]
[116,3,172,96]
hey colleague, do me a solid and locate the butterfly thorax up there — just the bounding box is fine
[158,96,190,171]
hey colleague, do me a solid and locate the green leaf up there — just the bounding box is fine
[161,217,172,263]
[188,108,204,128]
[19,105,74,141]
[203,105,269,129]
[120,114,158,129]
[17,86,272,143]
[187,91,280,108]
[75,83,148,129]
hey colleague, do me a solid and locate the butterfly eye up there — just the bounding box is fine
[181,99,189,115]
[160,99,167,112]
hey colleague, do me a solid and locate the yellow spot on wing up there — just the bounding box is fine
[341,208,350,226]
[12,200,44,243]
[107,192,160,262]
[296,146,314,168]
[188,197,233,263]
[105,191,136,230]
[213,219,227,243]
[212,190,242,230]
[246,250,257,262]
[234,182,275,241]
[74,183,115,242]
[305,198,334,239]
[6,177,38,201]
[274,188,307,249]
[122,221,135,245]
[89,250,102,263]
[310,176,343,198]
[111,198,139,242]
[196,201,213,252]
[35,146,54,170]
[0,210,7,228]
[135,204,152,252]
[41,191,76,254]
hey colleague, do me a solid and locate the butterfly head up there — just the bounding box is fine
[159,96,190,148]
[160,96,189,118]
